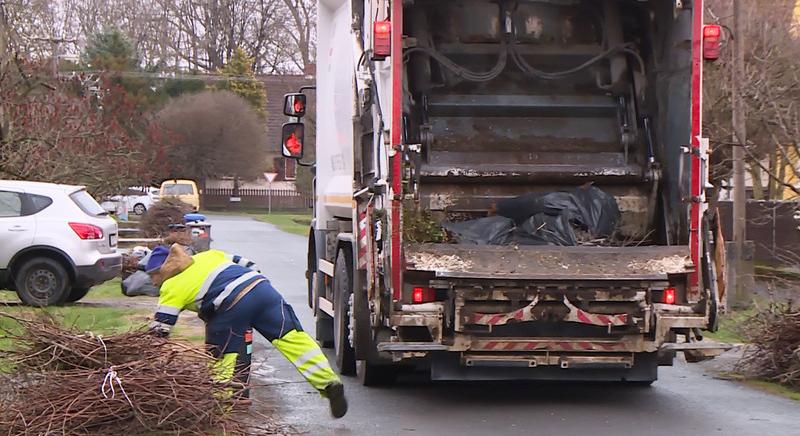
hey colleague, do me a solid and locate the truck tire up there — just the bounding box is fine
[333,248,356,375]
[14,257,70,306]
[133,203,147,215]
[66,286,91,303]
[357,360,397,386]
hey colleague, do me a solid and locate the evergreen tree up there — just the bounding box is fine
[81,28,140,71]
[217,47,266,115]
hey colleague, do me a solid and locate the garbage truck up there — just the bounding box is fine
[280,0,728,385]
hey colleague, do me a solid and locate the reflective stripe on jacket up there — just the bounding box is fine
[153,249,263,326]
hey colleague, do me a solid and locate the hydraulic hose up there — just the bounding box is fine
[404,38,509,83]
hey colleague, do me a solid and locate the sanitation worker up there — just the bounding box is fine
[145,244,347,418]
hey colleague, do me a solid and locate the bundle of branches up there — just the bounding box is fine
[736,302,800,388]
[139,198,193,238]
[121,254,141,279]
[0,313,261,435]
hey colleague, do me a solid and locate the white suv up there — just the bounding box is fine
[0,181,122,305]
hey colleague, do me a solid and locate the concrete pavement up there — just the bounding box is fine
[207,213,800,436]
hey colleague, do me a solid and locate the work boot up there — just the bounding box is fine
[324,382,348,418]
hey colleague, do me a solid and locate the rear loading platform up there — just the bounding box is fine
[406,244,692,281]
[380,244,702,382]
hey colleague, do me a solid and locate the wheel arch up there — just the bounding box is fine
[9,246,77,285]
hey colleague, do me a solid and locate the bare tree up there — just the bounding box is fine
[156,90,268,186]
[0,68,169,196]
[705,0,800,200]
[5,0,317,75]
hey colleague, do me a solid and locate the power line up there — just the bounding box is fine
[57,70,310,82]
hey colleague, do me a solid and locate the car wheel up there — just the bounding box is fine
[66,287,91,303]
[333,248,356,375]
[15,257,70,306]
[133,203,147,215]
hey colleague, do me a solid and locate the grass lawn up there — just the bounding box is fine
[744,380,800,402]
[1,278,126,304]
[704,308,754,344]
[1,277,206,372]
[703,306,800,401]
[253,213,311,236]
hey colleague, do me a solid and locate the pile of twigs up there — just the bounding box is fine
[0,313,262,435]
[139,198,192,238]
[121,254,141,279]
[736,302,800,388]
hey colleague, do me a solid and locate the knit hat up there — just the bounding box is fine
[145,246,170,273]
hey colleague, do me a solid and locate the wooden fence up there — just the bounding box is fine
[202,188,312,211]
[717,200,800,266]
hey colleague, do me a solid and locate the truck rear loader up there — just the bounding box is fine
[281,0,728,385]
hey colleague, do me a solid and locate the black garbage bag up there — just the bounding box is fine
[442,216,515,245]
[569,185,620,238]
[495,186,620,242]
[514,212,577,246]
[495,193,548,225]
[121,270,160,297]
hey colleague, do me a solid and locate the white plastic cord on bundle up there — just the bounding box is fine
[88,333,135,408]
[101,365,134,408]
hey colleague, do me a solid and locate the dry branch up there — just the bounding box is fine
[735,302,800,389]
[0,313,286,435]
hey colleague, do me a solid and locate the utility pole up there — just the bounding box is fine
[731,0,748,306]
[0,2,9,143]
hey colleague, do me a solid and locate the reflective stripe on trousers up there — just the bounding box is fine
[271,329,340,392]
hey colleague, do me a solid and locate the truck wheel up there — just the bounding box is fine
[133,203,147,215]
[66,287,91,303]
[14,257,70,306]
[357,360,397,386]
[333,249,356,375]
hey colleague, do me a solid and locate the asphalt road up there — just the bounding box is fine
[207,214,800,436]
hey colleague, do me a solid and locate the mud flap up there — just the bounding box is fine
[702,210,721,332]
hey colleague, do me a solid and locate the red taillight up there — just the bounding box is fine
[412,286,435,304]
[703,25,721,38]
[69,222,104,240]
[703,24,722,61]
[663,287,677,305]
[373,20,391,59]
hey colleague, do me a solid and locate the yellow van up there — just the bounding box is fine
[159,179,200,211]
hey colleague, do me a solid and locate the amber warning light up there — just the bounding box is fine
[703,24,722,61]
[373,20,391,59]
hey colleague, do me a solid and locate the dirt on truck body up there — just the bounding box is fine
[287,0,727,385]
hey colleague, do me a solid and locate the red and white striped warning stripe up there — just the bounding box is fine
[473,340,626,352]
[470,297,539,325]
[562,296,629,326]
[468,296,628,327]
[357,210,368,269]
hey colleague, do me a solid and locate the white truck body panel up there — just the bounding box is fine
[316,0,357,223]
